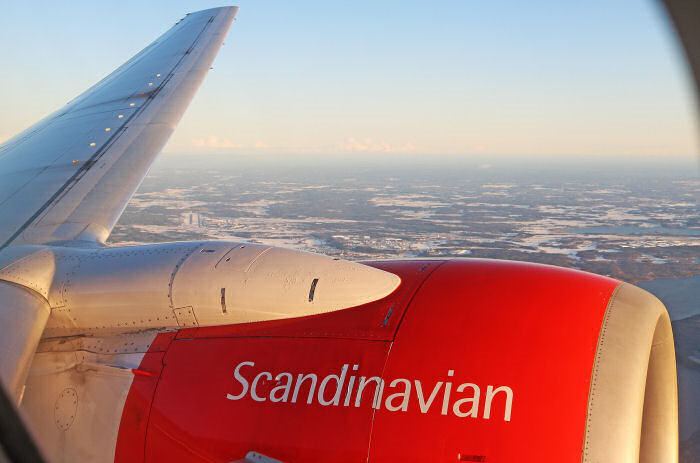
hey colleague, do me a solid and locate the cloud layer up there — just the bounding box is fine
[191,136,270,150]
[339,138,416,153]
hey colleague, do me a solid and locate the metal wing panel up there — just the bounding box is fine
[0,7,238,249]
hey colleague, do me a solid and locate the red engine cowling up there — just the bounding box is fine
[116,259,677,463]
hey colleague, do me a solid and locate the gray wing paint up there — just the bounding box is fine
[0,7,238,249]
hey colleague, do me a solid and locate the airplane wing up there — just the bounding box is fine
[0,7,238,250]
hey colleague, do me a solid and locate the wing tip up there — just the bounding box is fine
[181,6,239,27]
[187,6,239,17]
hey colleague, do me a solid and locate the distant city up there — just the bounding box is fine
[111,154,700,460]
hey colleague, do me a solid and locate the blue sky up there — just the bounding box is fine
[0,1,697,159]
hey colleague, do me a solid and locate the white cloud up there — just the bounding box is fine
[339,137,417,153]
[191,135,243,149]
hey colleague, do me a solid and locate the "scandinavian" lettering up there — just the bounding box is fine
[225,361,513,421]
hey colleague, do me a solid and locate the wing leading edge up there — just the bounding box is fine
[0,7,238,249]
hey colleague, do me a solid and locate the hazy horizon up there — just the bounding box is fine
[1,1,698,160]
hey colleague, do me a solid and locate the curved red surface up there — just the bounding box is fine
[368,259,617,462]
[115,332,176,463]
[116,259,618,462]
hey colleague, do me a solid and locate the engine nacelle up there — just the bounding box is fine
[128,259,678,463]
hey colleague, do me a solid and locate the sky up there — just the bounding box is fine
[0,1,698,160]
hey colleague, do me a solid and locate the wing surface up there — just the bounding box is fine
[0,7,238,249]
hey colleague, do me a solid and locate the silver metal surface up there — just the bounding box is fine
[0,241,401,338]
[0,7,238,249]
[0,282,50,401]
